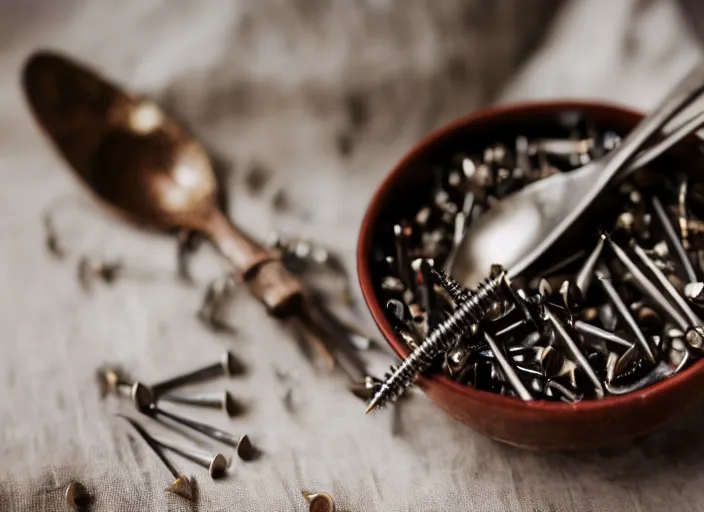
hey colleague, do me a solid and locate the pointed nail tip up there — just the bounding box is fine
[165,476,194,501]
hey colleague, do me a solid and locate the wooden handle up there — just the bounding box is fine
[205,211,304,315]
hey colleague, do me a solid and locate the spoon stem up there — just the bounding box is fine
[206,211,304,315]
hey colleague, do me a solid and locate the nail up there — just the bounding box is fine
[393,224,413,294]
[559,280,582,321]
[605,357,686,395]
[159,390,242,417]
[575,235,605,298]
[685,282,704,305]
[678,179,691,250]
[302,491,336,512]
[606,352,619,384]
[119,415,194,501]
[632,242,703,327]
[151,435,228,479]
[64,481,90,510]
[545,307,604,398]
[635,306,663,333]
[151,351,244,396]
[132,382,255,460]
[595,268,656,364]
[483,332,533,401]
[606,237,689,333]
[544,380,582,403]
[613,343,641,378]
[538,345,565,379]
[573,320,633,349]
[652,196,698,284]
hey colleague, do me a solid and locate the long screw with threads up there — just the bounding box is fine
[365,266,507,413]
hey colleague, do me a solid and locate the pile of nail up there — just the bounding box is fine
[98,351,254,499]
[370,118,704,406]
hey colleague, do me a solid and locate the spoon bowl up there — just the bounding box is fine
[23,51,218,232]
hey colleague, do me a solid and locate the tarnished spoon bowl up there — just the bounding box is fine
[23,51,217,231]
[24,50,303,315]
[357,101,704,450]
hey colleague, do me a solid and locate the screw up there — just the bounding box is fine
[131,382,255,460]
[348,375,383,401]
[573,320,633,350]
[151,435,228,479]
[151,351,244,396]
[365,267,506,413]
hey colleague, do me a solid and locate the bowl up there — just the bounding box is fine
[357,100,704,450]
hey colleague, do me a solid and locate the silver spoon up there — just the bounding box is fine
[454,64,704,286]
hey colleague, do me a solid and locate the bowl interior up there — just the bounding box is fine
[358,100,704,414]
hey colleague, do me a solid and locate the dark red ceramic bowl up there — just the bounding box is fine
[357,100,704,450]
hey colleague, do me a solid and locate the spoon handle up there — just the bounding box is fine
[511,63,704,278]
[206,211,304,314]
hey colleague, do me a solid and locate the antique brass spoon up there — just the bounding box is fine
[23,50,364,376]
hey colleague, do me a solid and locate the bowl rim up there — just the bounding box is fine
[357,99,704,416]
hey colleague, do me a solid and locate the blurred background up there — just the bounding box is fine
[3,1,704,510]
